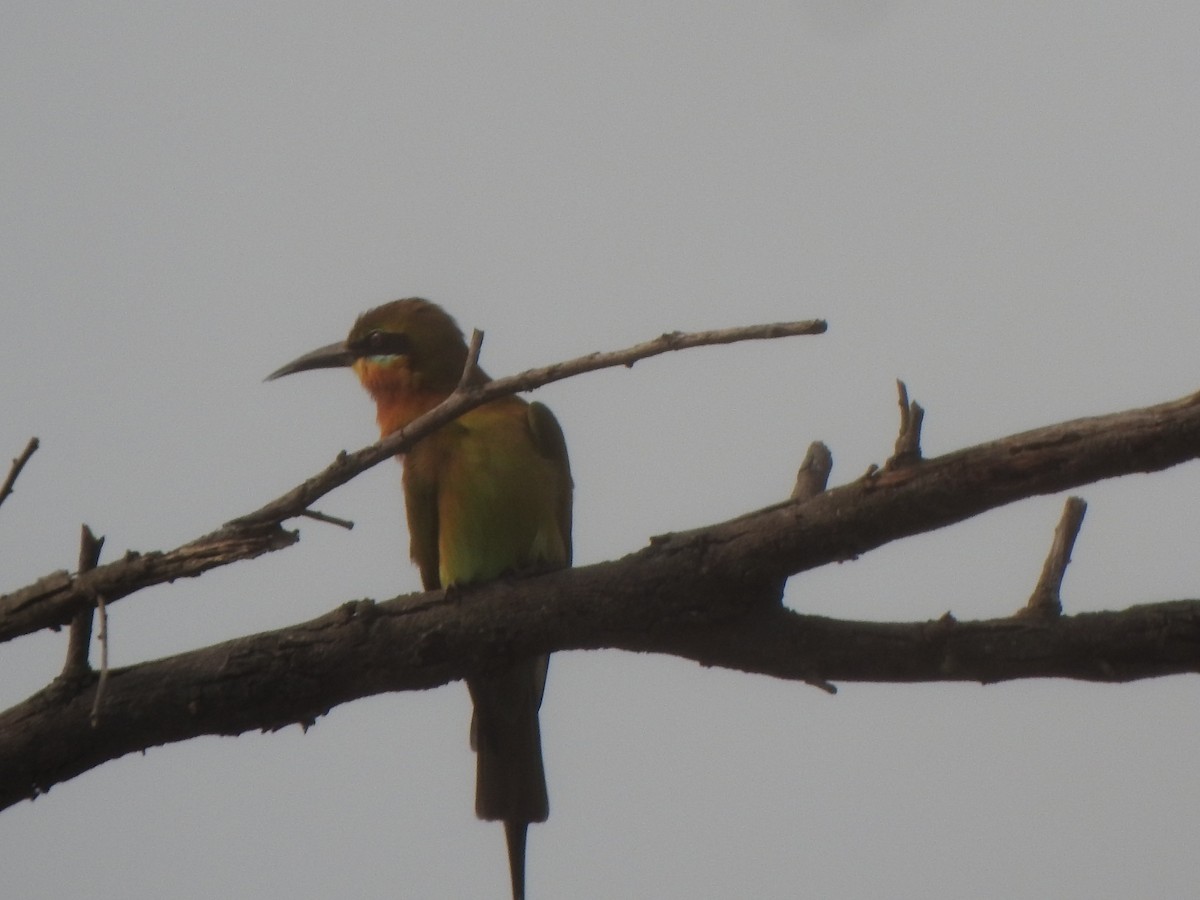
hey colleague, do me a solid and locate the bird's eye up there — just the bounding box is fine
[359,330,411,356]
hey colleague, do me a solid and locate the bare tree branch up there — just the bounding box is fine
[0,319,826,643]
[4,379,1200,654]
[4,383,1200,646]
[4,327,1200,814]
[3,565,1197,811]
[668,387,1200,588]
[227,318,829,530]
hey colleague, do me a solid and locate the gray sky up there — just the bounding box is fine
[3,4,1199,898]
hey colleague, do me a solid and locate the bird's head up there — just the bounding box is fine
[268,297,477,433]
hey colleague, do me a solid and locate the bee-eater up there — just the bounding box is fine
[268,298,572,900]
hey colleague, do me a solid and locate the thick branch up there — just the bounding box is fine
[3,564,1197,810]
[686,388,1200,583]
[646,601,1200,685]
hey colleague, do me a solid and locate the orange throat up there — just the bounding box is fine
[354,359,449,437]
[373,389,447,437]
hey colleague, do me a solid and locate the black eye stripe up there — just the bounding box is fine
[354,330,411,357]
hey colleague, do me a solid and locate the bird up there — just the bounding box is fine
[267,298,572,900]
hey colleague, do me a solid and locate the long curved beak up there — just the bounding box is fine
[265,341,355,381]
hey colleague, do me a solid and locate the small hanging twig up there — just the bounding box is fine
[90,593,110,727]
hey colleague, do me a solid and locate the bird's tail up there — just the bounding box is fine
[504,821,529,900]
[468,655,550,900]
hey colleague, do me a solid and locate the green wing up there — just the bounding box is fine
[526,400,573,567]
[402,463,442,591]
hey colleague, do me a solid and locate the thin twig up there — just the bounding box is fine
[90,594,109,727]
[1019,496,1087,618]
[62,525,104,678]
[298,509,355,530]
[456,328,485,391]
[0,437,39,511]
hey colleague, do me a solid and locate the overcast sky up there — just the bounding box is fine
[3,4,1199,898]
